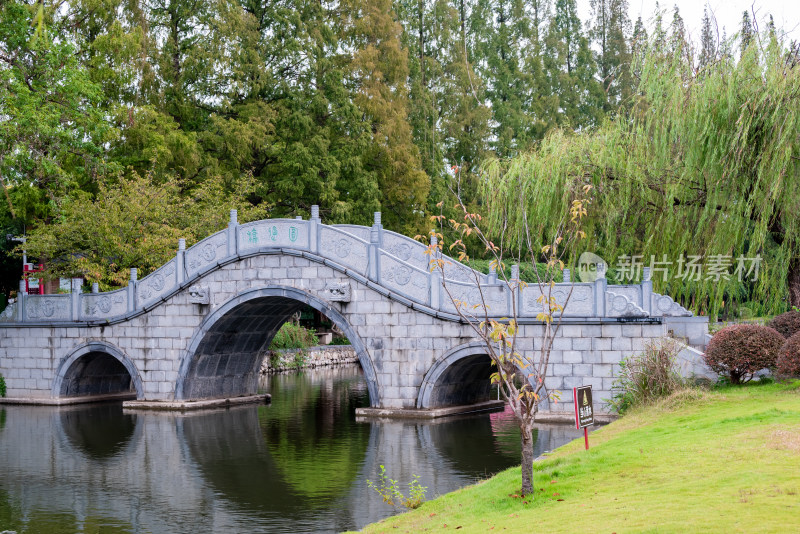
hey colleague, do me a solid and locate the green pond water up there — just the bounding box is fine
[0,365,585,533]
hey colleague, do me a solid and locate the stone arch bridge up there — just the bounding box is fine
[0,209,709,414]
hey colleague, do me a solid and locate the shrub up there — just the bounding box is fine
[767,311,800,339]
[269,322,319,350]
[0,374,5,398]
[608,339,684,414]
[777,331,800,378]
[703,324,784,384]
[367,465,427,510]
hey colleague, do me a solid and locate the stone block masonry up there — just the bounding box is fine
[260,345,358,373]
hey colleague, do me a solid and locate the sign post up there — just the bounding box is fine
[573,385,594,450]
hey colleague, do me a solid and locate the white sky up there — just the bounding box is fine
[579,0,800,43]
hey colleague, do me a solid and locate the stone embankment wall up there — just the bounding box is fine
[261,345,358,374]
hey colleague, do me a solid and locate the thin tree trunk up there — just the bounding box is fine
[520,422,534,495]
[788,259,800,309]
[0,156,14,218]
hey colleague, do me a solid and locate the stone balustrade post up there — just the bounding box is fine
[18,279,26,322]
[176,238,186,285]
[511,264,521,314]
[227,209,238,257]
[369,212,383,282]
[128,268,137,313]
[488,261,497,284]
[429,232,440,308]
[70,278,82,321]
[641,266,652,314]
[594,262,607,317]
[91,283,99,294]
[309,205,320,254]
[562,268,571,283]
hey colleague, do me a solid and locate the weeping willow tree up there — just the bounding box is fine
[481,31,800,319]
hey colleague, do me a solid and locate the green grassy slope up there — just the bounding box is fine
[357,382,800,533]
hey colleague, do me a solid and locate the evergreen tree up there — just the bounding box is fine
[472,0,538,156]
[699,7,717,70]
[668,4,688,57]
[631,14,648,79]
[741,10,754,56]
[545,0,603,129]
[589,0,632,112]
[522,0,558,141]
[395,0,442,182]
[342,0,430,232]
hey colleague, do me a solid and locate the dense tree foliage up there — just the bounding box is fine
[481,29,800,318]
[1,0,797,317]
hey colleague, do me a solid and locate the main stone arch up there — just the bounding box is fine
[175,285,379,406]
[416,341,494,409]
[52,341,144,400]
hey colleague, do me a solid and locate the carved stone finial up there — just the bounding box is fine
[178,238,186,251]
[188,285,210,305]
[373,212,382,226]
[323,282,351,302]
[229,209,238,225]
[511,264,520,281]
[130,268,138,282]
[642,267,652,282]
[563,268,571,283]
[311,205,320,220]
[92,283,99,294]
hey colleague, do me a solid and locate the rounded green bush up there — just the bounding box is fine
[766,310,800,339]
[703,324,784,384]
[777,331,800,378]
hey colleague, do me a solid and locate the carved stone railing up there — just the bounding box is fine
[0,208,694,325]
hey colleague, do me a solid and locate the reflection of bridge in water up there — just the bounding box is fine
[0,208,710,415]
[0,367,585,533]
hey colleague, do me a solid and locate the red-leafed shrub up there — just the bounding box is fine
[703,325,784,384]
[766,311,800,339]
[777,331,800,378]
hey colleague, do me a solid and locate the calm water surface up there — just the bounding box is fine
[0,365,585,533]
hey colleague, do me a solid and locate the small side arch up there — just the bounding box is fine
[417,341,494,409]
[174,285,380,406]
[52,341,144,399]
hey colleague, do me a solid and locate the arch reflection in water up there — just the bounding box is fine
[181,365,371,530]
[0,365,591,534]
[60,403,138,460]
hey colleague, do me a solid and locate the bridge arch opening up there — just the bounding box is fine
[53,342,143,400]
[417,342,495,409]
[176,286,379,406]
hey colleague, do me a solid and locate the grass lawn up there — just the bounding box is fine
[356,381,800,533]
